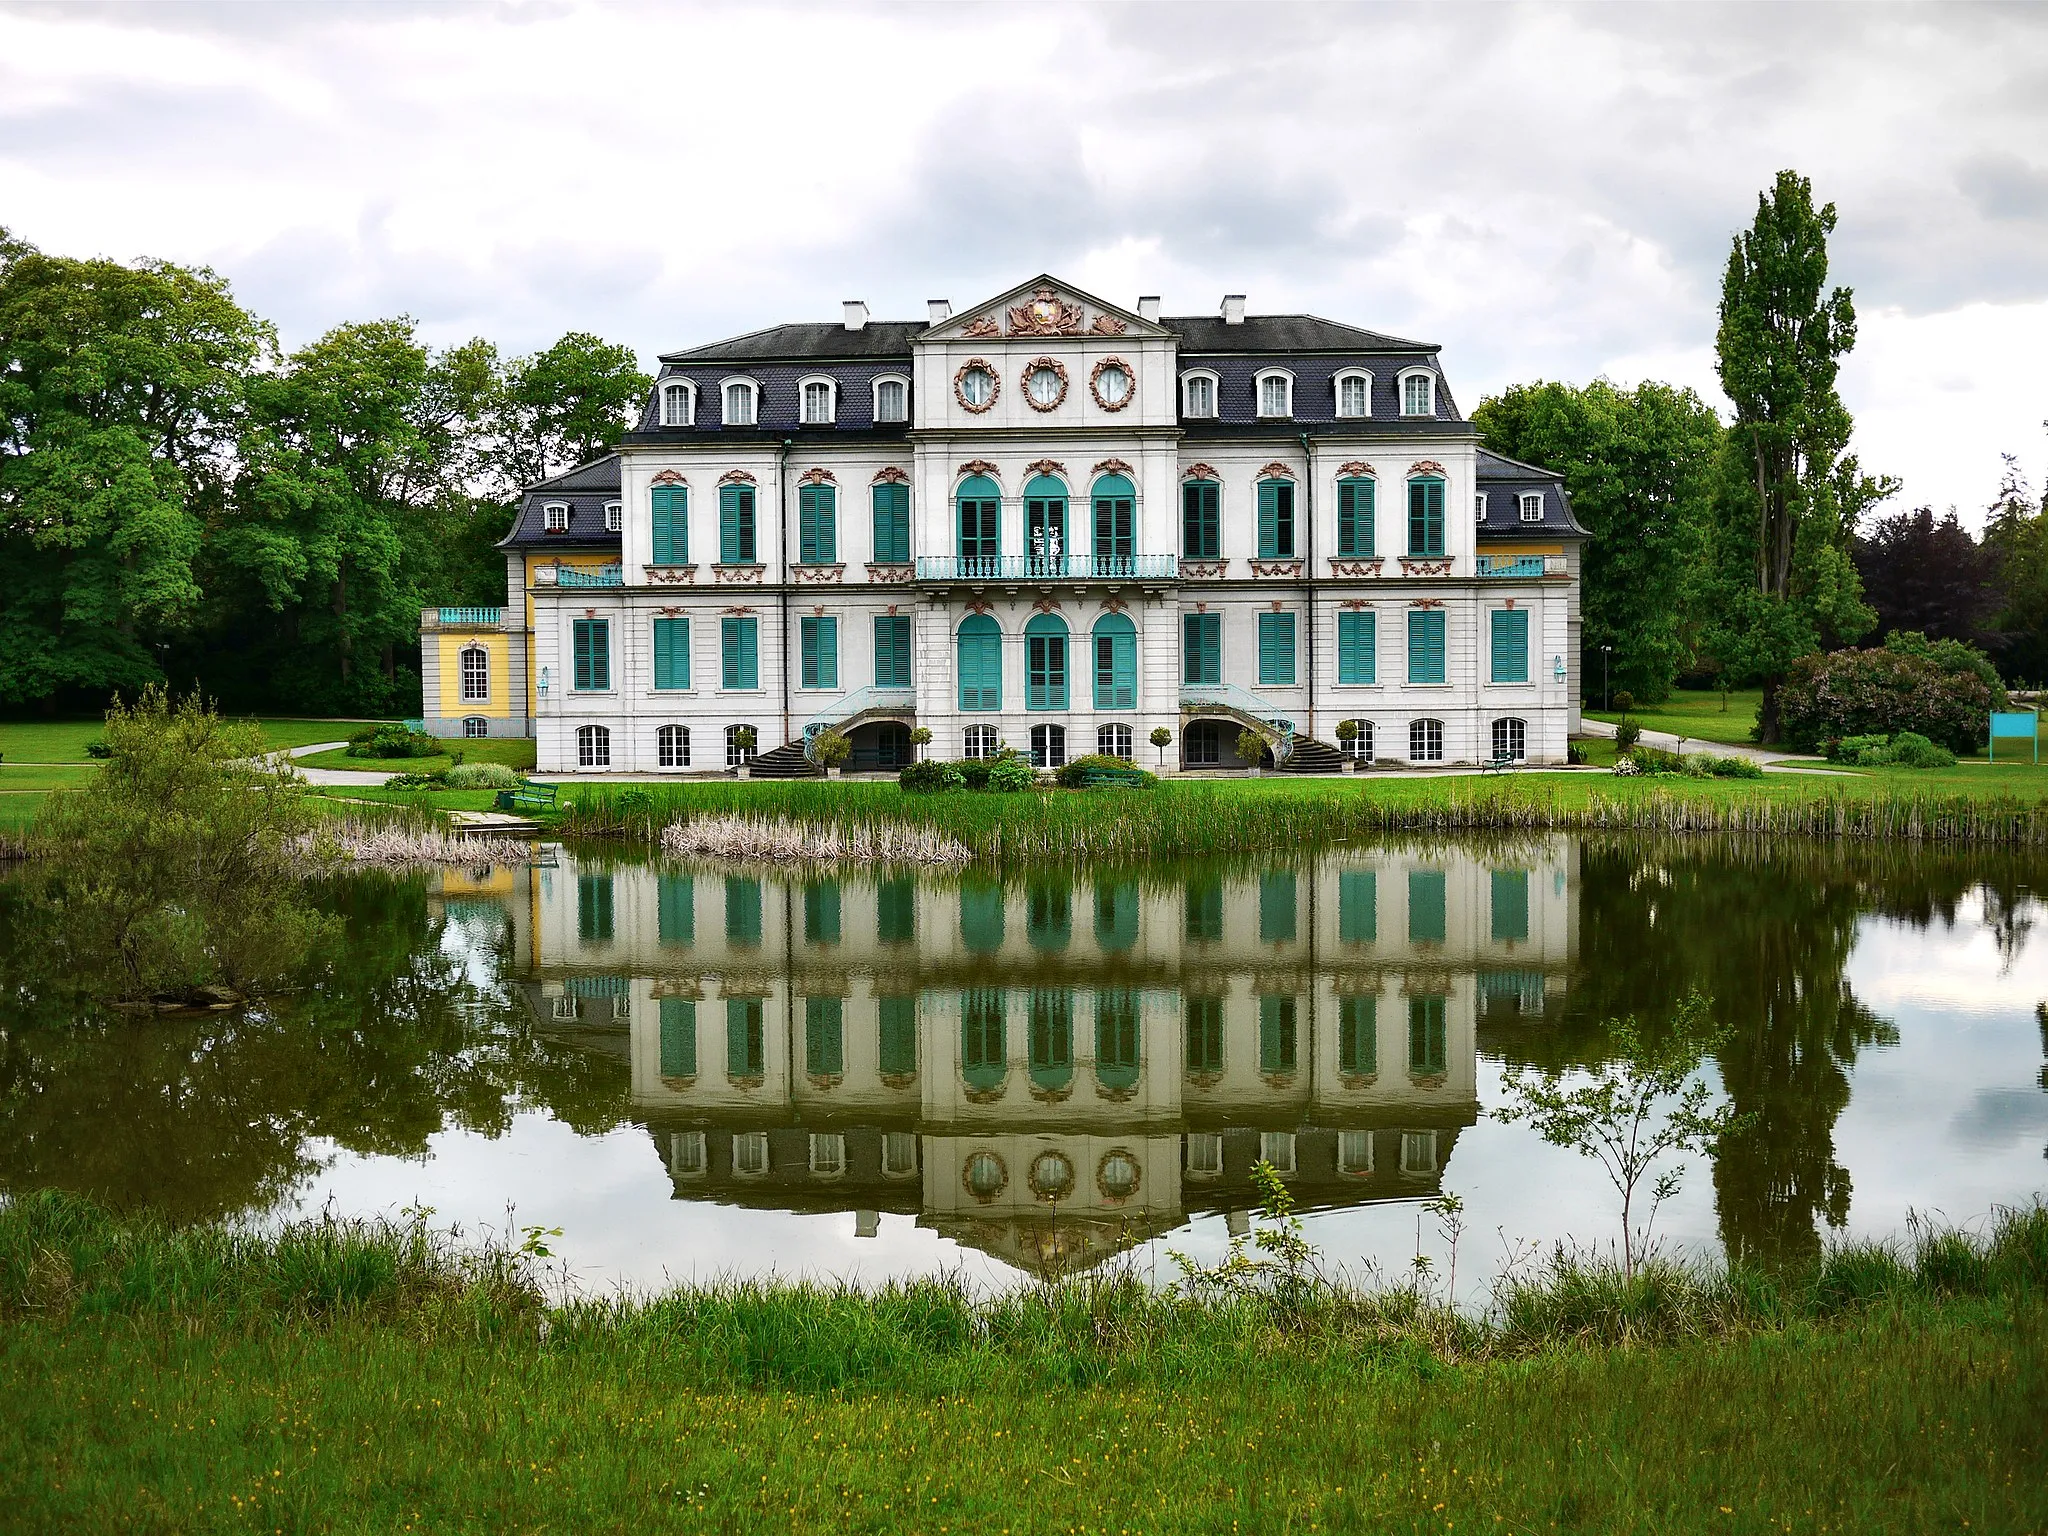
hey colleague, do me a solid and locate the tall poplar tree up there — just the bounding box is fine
[1699,171,1890,742]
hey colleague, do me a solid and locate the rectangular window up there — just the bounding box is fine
[1408,996,1448,1076]
[1257,480,1295,558]
[1491,868,1530,943]
[1257,611,1296,687]
[459,646,489,702]
[1183,375,1215,418]
[1093,629,1134,709]
[1182,481,1220,559]
[804,880,841,946]
[721,616,759,690]
[659,997,697,1078]
[1408,869,1447,945]
[1259,1130,1297,1173]
[1407,610,1446,685]
[1407,478,1445,557]
[872,482,910,563]
[799,615,838,690]
[1182,612,1221,685]
[651,485,688,564]
[877,877,915,944]
[1259,871,1297,944]
[1185,878,1223,942]
[658,874,694,947]
[1258,994,1298,1075]
[798,484,836,565]
[874,615,912,688]
[875,379,907,423]
[1338,1127,1374,1173]
[725,877,762,947]
[804,996,844,1076]
[572,618,610,691]
[957,494,999,567]
[1187,1130,1224,1176]
[1025,630,1067,710]
[1519,491,1544,522]
[1490,608,1529,684]
[878,996,918,1078]
[1336,478,1375,556]
[653,617,690,690]
[577,873,614,941]
[1338,869,1377,944]
[719,483,756,564]
[1339,996,1378,1078]
[1185,995,1225,1075]
[1336,610,1376,685]
[727,1005,765,1084]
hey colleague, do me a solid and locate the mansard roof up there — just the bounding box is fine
[497,452,623,551]
[1475,448,1588,538]
[1164,314,1435,354]
[660,323,921,365]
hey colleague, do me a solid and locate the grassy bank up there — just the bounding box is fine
[0,717,384,764]
[3,1195,2044,1533]
[294,736,537,775]
[1586,686,1764,746]
[553,772,2048,862]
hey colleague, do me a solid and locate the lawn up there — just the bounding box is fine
[295,736,537,775]
[1584,686,1763,747]
[0,717,388,764]
[311,787,511,814]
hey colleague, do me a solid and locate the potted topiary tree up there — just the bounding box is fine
[813,728,851,778]
[908,725,932,762]
[1334,718,1358,771]
[734,725,757,779]
[1149,725,1172,767]
[1235,727,1267,777]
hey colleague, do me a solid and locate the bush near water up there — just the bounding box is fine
[1778,636,2002,754]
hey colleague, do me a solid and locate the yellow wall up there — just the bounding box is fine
[438,632,512,719]
[1479,543,1564,556]
[439,866,516,899]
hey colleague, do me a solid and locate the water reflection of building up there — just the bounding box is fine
[437,841,1573,1274]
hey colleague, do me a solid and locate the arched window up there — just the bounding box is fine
[1095,988,1141,1095]
[1406,474,1445,557]
[1492,717,1527,764]
[1519,491,1544,522]
[956,474,1000,576]
[543,501,569,534]
[1409,718,1444,763]
[724,724,756,767]
[1028,990,1073,1098]
[1097,722,1133,760]
[1180,370,1219,418]
[957,615,1002,712]
[658,724,691,768]
[799,377,836,425]
[1024,473,1067,576]
[1256,369,1294,419]
[1340,719,1374,762]
[872,375,908,423]
[576,724,611,768]
[463,716,489,739]
[1257,476,1296,558]
[962,723,998,759]
[1182,476,1220,559]
[660,381,695,427]
[1091,473,1135,574]
[1024,613,1068,710]
[722,379,758,426]
[459,644,489,702]
[1399,368,1436,417]
[604,499,622,532]
[1092,612,1136,709]
[1335,369,1373,418]
[1029,723,1066,768]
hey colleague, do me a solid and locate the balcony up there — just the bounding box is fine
[914,553,1179,583]
[540,564,624,589]
[1476,555,1558,578]
[432,606,502,626]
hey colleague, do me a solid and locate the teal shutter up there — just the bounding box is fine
[1185,879,1223,942]
[1257,479,1295,557]
[1183,612,1221,684]
[872,483,909,564]
[1182,481,1220,558]
[957,476,1000,569]
[725,877,762,946]
[1408,870,1447,944]
[1490,609,1529,683]
[1258,994,1297,1075]
[1336,478,1374,556]
[957,616,1000,710]
[573,619,609,691]
[877,995,918,1077]
[658,998,697,1077]
[798,484,836,564]
[805,880,841,944]
[651,485,688,564]
[1092,616,1135,708]
[1407,478,1445,556]
[1408,996,1448,1075]
[726,998,765,1078]
[1257,612,1296,686]
[1338,870,1377,944]
[1025,619,1068,709]
[1259,872,1297,943]
[653,618,689,690]
[1491,868,1530,942]
[719,483,755,564]
[799,616,837,689]
[1407,610,1445,684]
[577,873,614,940]
[1338,995,1376,1077]
[1336,611,1375,685]
[657,874,694,946]
[804,996,844,1078]
[1095,882,1138,951]
[722,617,758,690]
[960,884,1004,953]
[874,615,912,687]
[876,878,915,943]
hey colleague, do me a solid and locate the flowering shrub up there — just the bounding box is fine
[1611,757,1640,776]
[1777,647,1994,754]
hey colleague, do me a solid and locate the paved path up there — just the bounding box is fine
[1575,719,1842,772]
[283,741,400,786]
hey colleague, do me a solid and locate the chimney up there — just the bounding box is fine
[1221,294,1246,325]
[843,300,868,332]
[1137,295,1160,322]
[927,298,952,324]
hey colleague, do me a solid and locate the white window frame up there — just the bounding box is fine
[1409,718,1444,763]
[1401,1130,1438,1175]
[657,723,691,768]
[603,499,622,533]
[962,724,998,760]
[882,1131,918,1178]
[798,375,838,426]
[1180,369,1220,419]
[871,373,910,424]
[551,995,579,1022]
[724,724,756,768]
[1341,719,1373,762]
[1492,717,1528,763]
[576,723,612,768]
[1519,491,1544,523]
[660,380,696,428]
[732,1131,770,1177]
[1258,1130,1297,1174]
[808,1133,847,1177]
[463,716,489,739]
[1255,368,1295,420]
[1186,1132,1224,1179]
[1476,492,1488,524]
[721,377,759,427]
[459,644,489,703]
[1338,1130,1375,1176]
[1398,367,1436,417]
[668,1131,707,1178]
[542,501,569,533]
[1334,369,1374,419]
[1097,723,1133,760]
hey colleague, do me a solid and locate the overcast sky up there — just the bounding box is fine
[3,0,2045,521]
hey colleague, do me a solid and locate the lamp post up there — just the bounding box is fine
[1600,645,1612,712]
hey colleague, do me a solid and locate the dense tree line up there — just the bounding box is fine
[0,226,648,715]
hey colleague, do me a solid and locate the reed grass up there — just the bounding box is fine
[303,817,532,869]
[658,812,972,865]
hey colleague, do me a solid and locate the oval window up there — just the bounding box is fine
[958,365,996,409]
[1027,364,1065,409]
[963,1150,1007,1201]
[1029,1151,1076,1201]
[1092,363,1132,409]
[1097,1149,1141,1201]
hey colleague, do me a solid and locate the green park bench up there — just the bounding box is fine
[1481,751,1520,776]
[1073,765,1152,789]
[493,782,559,814]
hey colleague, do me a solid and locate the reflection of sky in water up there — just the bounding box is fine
[277,853,2048,1302]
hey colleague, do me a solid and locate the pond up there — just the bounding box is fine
[2,835,2044,1300]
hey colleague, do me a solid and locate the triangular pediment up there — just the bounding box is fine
[923,274,1170,344]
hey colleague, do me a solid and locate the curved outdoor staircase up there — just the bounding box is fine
[1276,736,1345,774]
[747,741,822,779]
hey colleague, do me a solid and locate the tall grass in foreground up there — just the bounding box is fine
[558,778,2048,864]
[4,1192,2043,1383]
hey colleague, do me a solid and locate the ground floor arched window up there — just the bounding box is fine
[1097,723,1133,760]
[1408,718,1444,763]
[1030,723,1066,768]
[1491,716,1527,763]
[658,723,690,768]
[576,723,611,768]
[962,724,999,760]
[1340,719,1372,762]
[724,724,756,768]
[875,721,912,770]
[1183,719,1225,766]
[463,716,489,739]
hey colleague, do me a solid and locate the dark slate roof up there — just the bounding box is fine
[498,454,624,551]
[1163,314,1434,354]
[1178,354,1464,425]
[659,322,921,365]
[1475,449,1588,538]
[635,361,915,437]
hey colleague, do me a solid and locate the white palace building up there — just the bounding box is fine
[417,276,1585,775]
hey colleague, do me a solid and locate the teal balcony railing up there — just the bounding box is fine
[437,606,502,625]
[915,553,1179,582]
[1476,555,1547,578]
[554,565,624,588]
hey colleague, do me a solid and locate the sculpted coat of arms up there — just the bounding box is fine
[1007,286,1084,336]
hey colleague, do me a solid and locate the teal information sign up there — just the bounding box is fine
[1990,711,2038,763]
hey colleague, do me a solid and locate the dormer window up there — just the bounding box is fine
[1400,369,1436,417]
[1181,371,1218,418]
[722,379,758,427]
[1257,370,1294,419]
[1476,493,1487,524]
[604,500,622,533]
[660,381,695,427]
[542,502,569,534]
[1335,370,1373,418]
[1519,491,1544,523]
[873,376,908,423]
[800,378,836,426]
